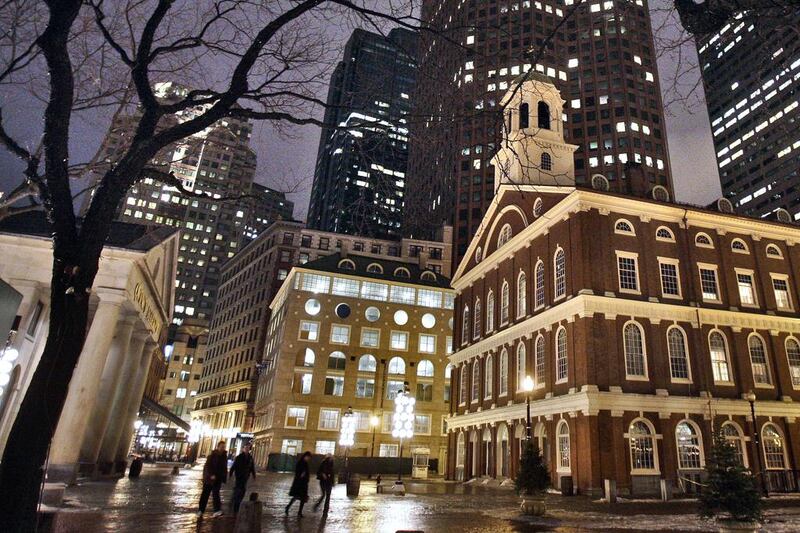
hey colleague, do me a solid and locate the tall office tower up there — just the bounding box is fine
[242,184,295,242]
[696,10,800,219]
[406,0,673,262]
[91,82,259,324]
[307,28,418,240]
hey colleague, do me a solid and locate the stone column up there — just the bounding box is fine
[47,288,126,483]
[113,340,156,471]
[96,329,150,472]
[78,315,137,472]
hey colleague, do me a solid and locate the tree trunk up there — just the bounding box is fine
[0,261,91,532]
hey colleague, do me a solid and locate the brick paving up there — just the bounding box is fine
[54,464,800,532]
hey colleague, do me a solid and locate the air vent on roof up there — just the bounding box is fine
[776,208,792,223]
[651,185,670,203]
[716,197,734,214]
[591,174,609,191]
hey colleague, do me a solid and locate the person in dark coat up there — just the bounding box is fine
[285,451,312,517]
[312,454,334,514]
[230,444,257,513]
[197,441,228,518]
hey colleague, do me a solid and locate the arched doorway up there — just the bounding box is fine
[496,423,510,478]
[534,421,549,464]
[456,432,466,481]
[482,427,492,476]
[469,429,478,479]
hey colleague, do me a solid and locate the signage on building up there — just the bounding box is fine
[133,282,161,338]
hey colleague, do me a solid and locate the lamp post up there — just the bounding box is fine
[392,386,414,482]
[339,406,355,482]
[745,390,769,497]
[523,375,534,441]
[370,415,380,457]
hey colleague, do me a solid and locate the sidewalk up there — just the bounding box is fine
[52,464,800,532]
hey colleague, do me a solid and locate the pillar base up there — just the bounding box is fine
[46,463,79,485]
[78,462,97,478]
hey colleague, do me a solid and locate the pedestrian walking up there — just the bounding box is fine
[197,441,228,519]
[312,454,334,514]
[285,451,312,517]
[230,443,257,513]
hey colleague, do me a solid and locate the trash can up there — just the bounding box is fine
[128,457,143,478]
[346,473,361,497]
[560,475,573,496]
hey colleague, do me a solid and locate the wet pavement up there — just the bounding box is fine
[57,464,800,532]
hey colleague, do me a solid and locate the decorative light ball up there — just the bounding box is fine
[2,348,19,362]
[0,374,9,386]
[408,397,416,406]
[405,405,414,414]
[392,429,400,438]
[0,360,12,374]
[0,386,4,396]
[404,421,413,430]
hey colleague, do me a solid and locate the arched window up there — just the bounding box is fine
[394,267,410,278]
[471,361,480,402]
[676,421,703,470]
[366,263,384,274]
[537,101,551,129]
[722,422,747,467]
[328,350,346,370]
[461,306,470,345]
[420,271,437,281]
[785,337,800,387]
[695,233,713,248]
[486,290,495,333]
[388,356,405,375]
[358,354,377,372]
[445,364,453,379]
[557,420,570,471]
[656,226,675,241]
[614,219,635,235]
[623,322,647,378]
[766,244,783,259]
[628,420,657,472]
[484,354,494,399]
[417,359,434,377]
[535,260,545,309]
[762,423,787,469]
[554,248,566,299]
[497,224,512,248]
[533,197,543,218]
[731,239,749,253]
[473,298,482,339]
[303,348,315,367]
[499,348,509,396]
[459,365,468,404]
[516,343,526,391]
[556,326,568,382]
[667,326,690,380]
[338,259,355,270]
[709,331,732,383]
[541,152,552,171]
[535,334,546,386]
[500,280,510,324]
[517,271,527,318]
[748,334,772,385]
[519,102,530,129]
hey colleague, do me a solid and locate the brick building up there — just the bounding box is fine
[252,253,455,473]
[445,75,800,497]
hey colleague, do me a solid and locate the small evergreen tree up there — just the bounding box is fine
[516,440,550,496]
[699,430,762,523]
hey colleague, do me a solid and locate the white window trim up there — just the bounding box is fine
[500,280,510,326]
[615,250,641,295]
[695,232,714,249]
[657,256,682,300]
[734,267,759,309]
[418,333,437,354]
[284,405,308,429]
[623,320,649,381]
[747,332,774,389]
[785,336,800,391]
[708,329,735,386]
[516,270,528,319]
[359,327,381,348]
[298,320,320,342]
[317,407,341,431]
[721,421,750,468]
[761,423,790,470]
[486,290,495,333]
[329,323,351,345]
[499,348,509,397]
[731,238,750,254]
[765,244,784,259]
[614,218,636,236]
[534,259,545,311]
[556,420,571,473]
[459,366,467,406]
[666,325,693,384]
[555,325,568,385]
[484,355,493,400]
[390,330,409,352]
[655,226,675,243]
[697,263,722,304]
[624,418,661,475]
[553,247,566,302]
[770,272,794,311]
[675,419,706,470]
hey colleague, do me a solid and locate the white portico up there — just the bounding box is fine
[0,214,178,482]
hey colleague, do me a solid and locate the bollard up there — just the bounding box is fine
[234,492,263,533]
[604,479,617,503]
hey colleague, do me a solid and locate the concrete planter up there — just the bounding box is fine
[520,494,546,516]
[716,519,760,533]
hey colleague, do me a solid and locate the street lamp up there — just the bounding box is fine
[392,386,414,482]
[370,415,381,457]
[339,406,355,482]
[745,390,769,497]
[523,375,534,441]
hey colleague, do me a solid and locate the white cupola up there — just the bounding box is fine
[492,72,578,190]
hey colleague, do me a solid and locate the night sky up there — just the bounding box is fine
[0,1,721,223]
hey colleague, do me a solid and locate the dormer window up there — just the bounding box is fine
[421,271,437,282]
[537,101,551,129]
[394,267,410,278]
[541,152,552,171]
[497,224,512,247]
[614,219,635,236]
[338,259,355,270]
[366,263,383,274]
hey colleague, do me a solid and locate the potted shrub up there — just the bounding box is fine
[699,430,762,532]
[515,440,550,516]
